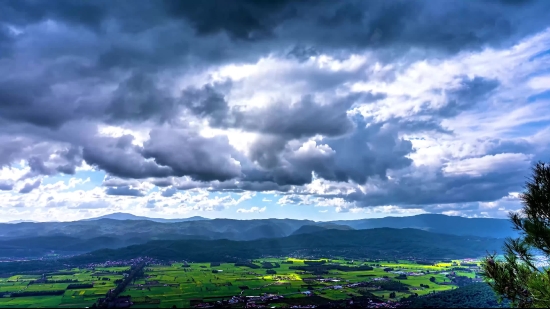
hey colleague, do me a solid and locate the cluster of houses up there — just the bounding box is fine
[353,299,400,308]
[193,294,286,308]
[83,256,158,269]
[316,278,342,283]
[391,271,424,276]
[97,295,132,308]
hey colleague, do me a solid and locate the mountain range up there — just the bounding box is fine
[331,214,516,238]
[72,227,502,263]
[0,213,514,260]
[0,228,504,274]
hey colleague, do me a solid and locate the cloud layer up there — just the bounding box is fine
[1,0,550,221]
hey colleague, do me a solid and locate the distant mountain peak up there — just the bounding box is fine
[6,219,39,224]
[83,213,209,223]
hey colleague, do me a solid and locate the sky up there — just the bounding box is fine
[1,0,550,222]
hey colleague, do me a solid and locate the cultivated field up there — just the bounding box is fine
[0,258,483,308]
[0,268,125,308]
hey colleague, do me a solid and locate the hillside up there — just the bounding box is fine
[400,283,510,308]
[69,228,502,264]
[331,214,516,238]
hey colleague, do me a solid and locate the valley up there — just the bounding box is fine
[0,257,499,308]
[0,214,511,308]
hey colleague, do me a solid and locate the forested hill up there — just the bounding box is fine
[399,283,510,308]
[70,228,501,264]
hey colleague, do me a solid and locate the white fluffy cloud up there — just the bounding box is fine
[237,206,267,214]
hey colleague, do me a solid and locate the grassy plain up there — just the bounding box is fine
[0,258,482,308]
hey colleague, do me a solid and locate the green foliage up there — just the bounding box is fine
[402,283,510,308]
[416,260,435,265]
[10,290,65,297]
[67,283,94,289]
[482,162,550,308]
[304,260,327,265]
[460,263,478,267]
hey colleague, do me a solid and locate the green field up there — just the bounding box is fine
[0,258,483,308]
[0,268,125,308]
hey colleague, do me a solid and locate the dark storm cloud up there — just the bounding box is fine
[0,25,15,58]
[82,135,173,179]
[2,0,547,75]
[0,0,548,213]
[394,118,452,134]
[0,134,67,168]
[287,45,320,62]
[54,146,83,175]
[0,0,107,31]
[180,82,382,140]
[227,116,415,187]
[160,0,303,41]
[149,178,175,188]
[18,179,41,194]
[247,135,288,170]
[25,157,55,177]
[437,76,500,118]
[82,127,244,182]
[142,128,242,182]
[0,78,73,129]
[160,0,550,55]
[180,81,232,126]
[233,94,359,139]
[344,165,527,208]
[105,186,146,197]
[294,117,414,184]
[105,72,177,123]
[209,180,292,193]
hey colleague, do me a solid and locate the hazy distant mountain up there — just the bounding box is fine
[6,220,40,224]
[83,212,209,223]
[0,234,207,258]
[291,224,355,236]
[0,214,516,246]
[0,218,318,242]
[330,214,516,238]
